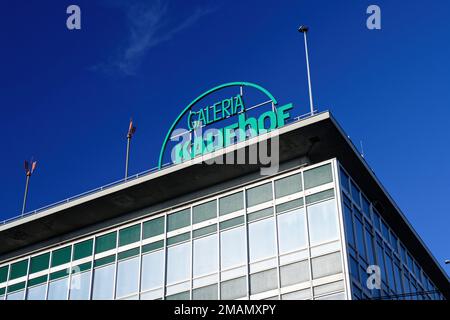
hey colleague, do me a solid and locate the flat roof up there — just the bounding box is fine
[0,111,448,297]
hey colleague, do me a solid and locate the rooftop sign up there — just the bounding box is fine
[158,82,293,168]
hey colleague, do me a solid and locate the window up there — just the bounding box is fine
[339,167,350,192]
[304,164,332,189]
[193,200,217,224]
[193,234,218,277]
[375,242,387,284]
[143,217,165,239]
[51,246,72,267]
[141,249,164,292]
[365,228,375,265]
[166,291,190,300]
[69,271,91,300]
[282,289,311,300]
[361,196,370,216]
[221,276,247,300]
[385,253,395,290]
[9,259,28,280]
[73,239,93,261]
[95,232,117,254]
[275,173,302,198]
[343,204,355,247]
[30,253,50,274]
[7,289,24,300]
[305,189,334,205]
[311,252,342,279]
[393,263,403,295]
[27,283,47,300]
[250,268,278,294]
[350,181,360,206]
[92,263,115,300]
[354,218,366,260]
[119,224,141,247]
[219,192,243,216]
[47,277,69,300]
[307,199,339,246]
[248,218,276,262]
[246,183,272,207]
[193,284,218,300]
[220,226,246,269]
[166,242,191,284]
[167,209,190,232]
[116,256,140,298]
[381,220,390,242]
[280,260,309,287]
[277,208,307,254]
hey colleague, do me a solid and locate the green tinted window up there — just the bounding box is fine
[304,164,333,189]
[306,189,334,204]
[193,225,217,238]
[0,266,9,283]
[276,198,304,213]
[9,260,28,280]
[28,275,48,287]
[219,192,244,216]
[118,248,140,261]
[50,269,69,281]
[119,224,141,246]
[246,183,273,207]
[73,239,93,260]
[142,240,164,253]
[275,173,302,198]
[143,217,165,239]
[94,255,115,268]
[167,232,190,245]
[193,200,217,224]
[95,232,117,253]
[248,207,273,222]
[51,246,72,267]
[219,216,245,230]
[167,209,190,232]
[30,253,50,274]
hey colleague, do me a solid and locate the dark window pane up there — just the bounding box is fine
[73,239,93,261]
[193,200,217,224]
[9,260,28,280]
[219,192,243,216]
[30,253,50,274]
[143,217,165,239]
[167,209,190,232]
[246,183,272,207]
[119,224,141,246]
[95,232,117,254]
[275,173,302,198]
[51,246,72,267]
[304,164,333,189]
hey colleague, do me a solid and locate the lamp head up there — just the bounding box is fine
[298,25,309,33]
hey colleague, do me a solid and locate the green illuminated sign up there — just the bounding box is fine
[158,82,293,168]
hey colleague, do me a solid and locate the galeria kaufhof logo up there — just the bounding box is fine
[158,82,294,172]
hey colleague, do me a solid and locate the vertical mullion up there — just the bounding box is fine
[189,206,193,300]
[112,232,119,300]
[302,167,314,300]
[66,244,74,300]
[88,236,95,300]
[162,213,168,300]
[137,221,144,299]
[272,179,281,300]
[217,198,221,300]
[23,256,31,300]
[244,187,250,300]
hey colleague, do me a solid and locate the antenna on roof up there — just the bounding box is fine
[22,158,37,215]
[298,25,315,116]
[360,140,365,158]
[125,118,137,180]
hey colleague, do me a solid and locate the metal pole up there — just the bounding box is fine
[22,174,30,215]
[298,26,314,116]
[125,136,131,180]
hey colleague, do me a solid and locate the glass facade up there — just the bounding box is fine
[0,159,444,300]
[339,165,444,300]
[0,160,347,300]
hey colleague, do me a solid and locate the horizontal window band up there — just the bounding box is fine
[94,255,116,268]
[306,189,334,205]
[219,215,245,230]
[167,232,190,246]
[28,275,48,287]
[248,207,273,222]
[50,268,69,281]
[142,240,164,254]
[276,198,304,214]
[118,248,140,261]
[72,262,92,274]
[193,225,217,238]
[8,281,25,293]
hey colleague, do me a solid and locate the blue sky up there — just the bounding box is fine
[0,1,449,271]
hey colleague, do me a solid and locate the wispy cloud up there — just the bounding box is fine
[94,0,215,76]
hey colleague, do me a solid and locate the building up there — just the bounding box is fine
[0,87,448,300]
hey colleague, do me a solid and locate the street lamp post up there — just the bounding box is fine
[298,25,315,116]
